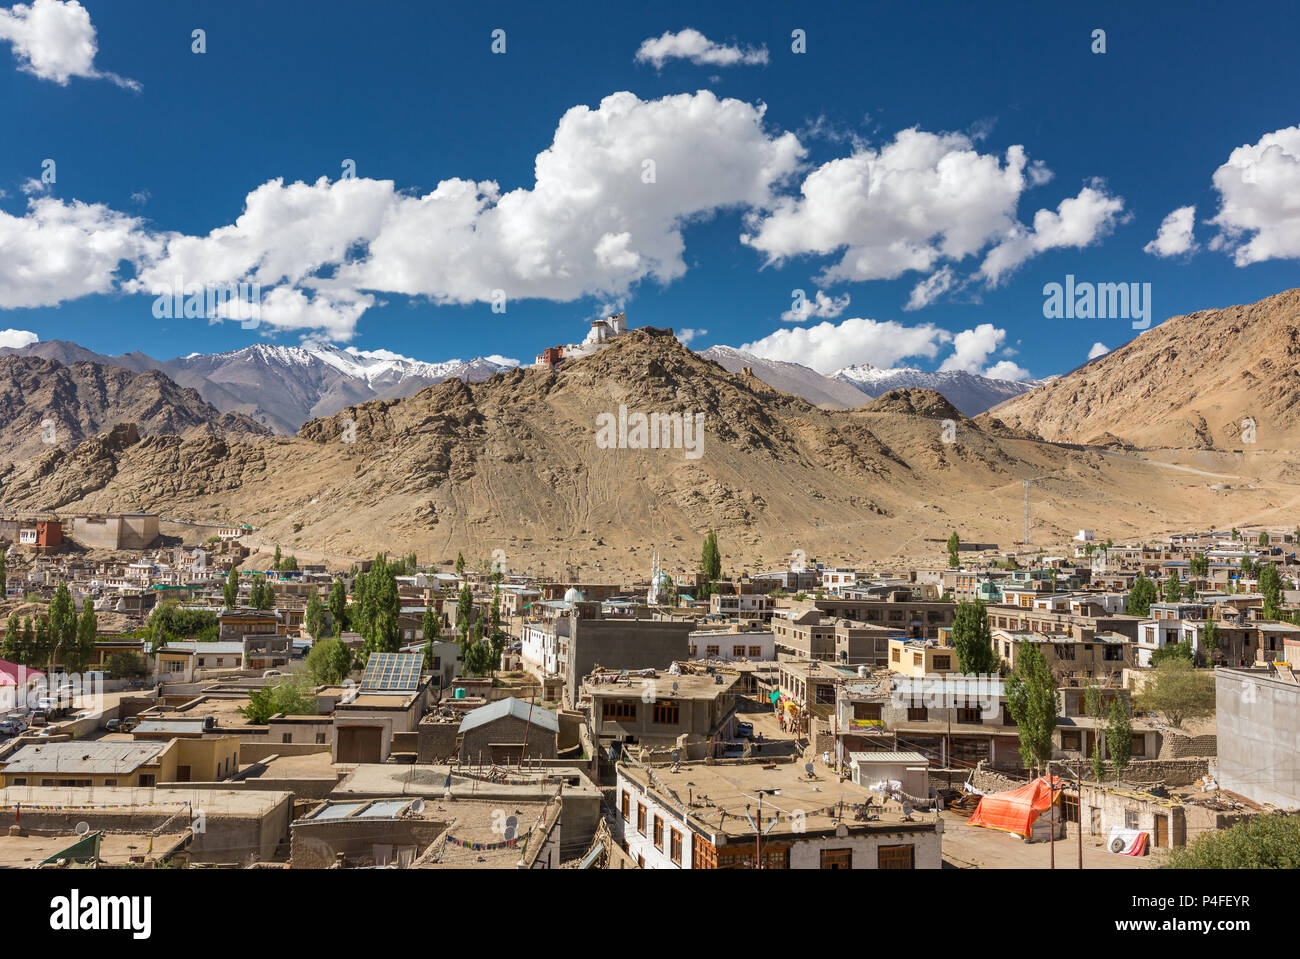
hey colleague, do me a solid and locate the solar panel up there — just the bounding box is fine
[359,652,423,692]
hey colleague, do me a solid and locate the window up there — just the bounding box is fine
[138,774,156,787]
[1061,730,1082,751]
[956,707,983,724]
[854,703,882,721]
[912,652,923,667]
[652,701,680,725]
[733,645,745,657]
[706,645,719,657]
[316,732,326,744]
[907,706,928,722]
[1002,708,1017,726]
[670,829,683,865]
[815,684,835,705]
[749,646,763,657]
[637,804,647,835]
[654,816,664,850]
[877,844,914,869]
[282,733,293,743]
[603,699,637,722]
[104,778,117,786]
[932,655,951,670]
[820,848,853,869]
[1124,809,1139,830]
[621,791,630,820]
[1131,734,1146,757]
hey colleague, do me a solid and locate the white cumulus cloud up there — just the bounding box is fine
[635,28,768,68]
[739,316,955,374]
[1207,125,1300,265]
[0,328,37,348]
[905,266,956,311]
[676,327,708,345]
[781,289,850,323]
[0,0,138,89]
[1144,205,1197,257]
[1087,341,1110,360]
[979,182,1126,285]
[938,323,1029,380]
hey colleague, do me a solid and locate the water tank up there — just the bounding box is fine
[454,687,466,699]
[858,665,869,677]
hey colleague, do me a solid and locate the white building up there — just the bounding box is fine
[687,628,775,661]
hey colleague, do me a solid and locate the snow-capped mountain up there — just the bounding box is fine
[166,344,519,434]
[700,346,1049,414]
[832,364,1048,416]
[699,346,873,408]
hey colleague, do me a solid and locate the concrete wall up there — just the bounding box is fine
[458,714,557,762]
[566,618,692,705]
[291,818,448,868]
[1216,668,1300,807]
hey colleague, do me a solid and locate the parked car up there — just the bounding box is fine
[0,720,22,736]
[263,669,283,678]
[735,721,754,739]
[105,718,122,732]
[118,716,141,732]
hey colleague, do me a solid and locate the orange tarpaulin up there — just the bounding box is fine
[966,776,1062,838]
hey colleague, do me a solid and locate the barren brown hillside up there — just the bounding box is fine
[0,328,1296,576]
[990,288,1300,450]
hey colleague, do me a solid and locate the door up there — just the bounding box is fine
[1153,813,1168,848]
[175,764,191,783]
[337,725,384,763]
[877,844,914,869]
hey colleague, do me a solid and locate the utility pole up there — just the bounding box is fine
[1023,479,1031,547]
[755,795,762,870]
[1049,765,1055,869]
[1076,758,1083,869]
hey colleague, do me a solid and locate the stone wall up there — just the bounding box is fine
[1157,732,1216,759]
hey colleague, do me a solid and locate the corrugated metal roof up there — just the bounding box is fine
[849,751,930,765]
[458,696,559,735]
[3,742,167,775]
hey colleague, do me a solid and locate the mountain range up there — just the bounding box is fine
[700,345,1043,415]
[3,294,1296,574]
[0,340,518,435]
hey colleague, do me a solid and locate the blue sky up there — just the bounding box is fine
[1,0,1298,378]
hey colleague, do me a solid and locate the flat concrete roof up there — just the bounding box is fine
[2,741,167,775]
[333,764,600,802]
[0,831,189,867]
[0,786,291,817]
[617,758,935,840]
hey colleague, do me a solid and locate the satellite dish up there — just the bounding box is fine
[804,762,815,776]
[75,821,90,836]
[671,750,681,764]
[902,801,914,818]
[409,799,425,815]
[503,816,519,840]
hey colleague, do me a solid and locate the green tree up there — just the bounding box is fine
[1134,658,1215,729]
[1162,575,1182,604]
[224,567,239,609]
[2,612,21,663]
[239,678,317,723]
[306,637,352,685]
[1258,531,1271,547]
[1258,562,1283,620]
[281,554,298,572]
[1107,695,1133,780]
[105,651,147,680]
[421,606,441,644]
[328,579,348,635]
[455,552,466,577]
[1166,813,1300,869]
[951,600,997,674]
[46,584,77,673]
[700,530,721,598]
[1150,638,1194,667]
[1005,642,1057,772]
[273,545,282,571]
[1202,619,1220,661]
[63,601,98,674]
[1085,687,1108,781]
[456,583,474,646]
[305,590,324,639]
[368,557,401,654]
[1125,574,1158,617]
[1188,555,1209,579]
[947,531,961,568]
[20,617,34,665]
